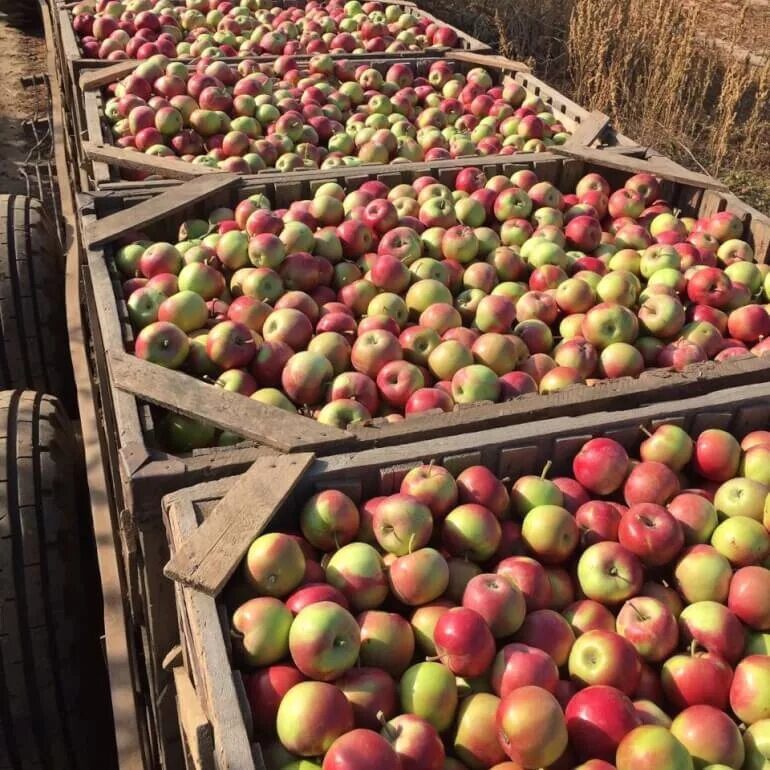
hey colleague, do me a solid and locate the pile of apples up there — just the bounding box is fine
[71,0,466,60]
[118,166,768,451]
[103,55,567,176]
[231,425,770,770]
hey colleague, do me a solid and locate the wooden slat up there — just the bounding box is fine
[553,146,729,191]
[564,110,611,148]
[451,51,530,72]
[80,62,141,90]
[172,667,215,770]
[107,351,352,452]
[83,142,226,183]
[85,173,239,247]
[164,453,314,595]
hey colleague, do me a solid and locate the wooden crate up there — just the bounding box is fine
[162,380,770,768]
[73,52,634,191]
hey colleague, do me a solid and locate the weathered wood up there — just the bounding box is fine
[553,146,729,191]
[85,173,239,246]
[83,142,226,182]
[564,110,611,148]
[107,350,352,452]
[164,453,315,595]
[451,50,529,72]
[173,667,215,770]
[80,62,141,90]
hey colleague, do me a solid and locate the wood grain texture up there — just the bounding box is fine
[564,111,611,147]
[107,351,352,452]
[164,453,314,595]
[172,667,215,770]
[85,173,239,247]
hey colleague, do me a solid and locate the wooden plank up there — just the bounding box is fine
[107,351,352,452]
[85,173,239,247]
[451,51,530,72]
[82,92,112,187]
[164,453,315,595]
[80,62,140,90]
[564,110,611,148]
[83,142,226,182]
[552,146,729,191]
[173,668,215,770]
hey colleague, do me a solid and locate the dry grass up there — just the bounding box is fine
[419,0,770,213]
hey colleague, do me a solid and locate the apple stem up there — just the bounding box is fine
[541,460,552,479]
[689,639,701,656]
[333,530,340,551]
[627,601,645,621]
[377,711,397,739]
[408,533,416,555]
[640,425,653,438]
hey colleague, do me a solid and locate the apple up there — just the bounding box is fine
[573,438,630,494]
[563,599,616,635]
[246,665,306,734]
[618,503,684,566]
[496,556,552,611]
[670,705,745,769]
[388,548,449,606]
[434,607,496,676]
[577,542,643,604]
[336,667,398,730]
[322,729,400,770]
[496,686,568,769]
[276,681,354,757]
[463,573,526,638]
[661,648,734,710]
[244,532,305,597]
[514,608,575,668]
[521,504,579,563]
[568,629,641,694]
[288,601,361,681]
[457,465,510,517]
[678,600,745,663]
[616,597,678,662]
[232,597,293,667]
[623,462,681,506]
[713,476,767,521]
[728,566,770,630]
[453,693,507,770]
[491,643,559,697]
[381,714,445,770]
[442,503,502,561]
[565,685,641,762]
[399,661,458,733]
[325,542,388,611]
[711,516,770,566]
[358,610,415,677]
[300,490,360,550]
[730,655,770,725]
[667,493,719,544]
[615,725,695,770]
[372,494,433,555]
[286,584,350,615]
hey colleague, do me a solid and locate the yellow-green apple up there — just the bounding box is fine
[728,566,770,630]
[471,333,521,376]
[711,516,770,566]
[746,632,770,656]
[596,271,639,308]
[513,318,553,354]
[245,664,306,733]
[667,493,718,544]
[538,365,585,394]
[457,465,510,517]
[565,685,641,762]
[245,532,305,597]
[496,686,567,768]
[322,728,400,770]
[135,320,190,368]
[670,705,744,770]
[678,600,745,663]
[400,325,442,366]
[442,503,502,561]
[300,489,360,550]
[434,607,495,676]
[317,399,372,429]
[428,340,474,381]
[276,681,354,756]
[288,601,360,681]
[358,610,414,677]
[381,714,445,770]
[661,649,733,710]
[623,462,680,506]
[618,503,684,566]
[496,556,552,611]
[730,655,770,724]
[514,609,575,668]
[582,302,639,348]
[127,287,165,329]
[576,173,611,198]
[511,465,563,516]
[744,718,770,770]
[399,464,458,519]
[575,500,622,545]
[638,294,686,338]
[493,187,533,221]
[410,600,454,656]
[714,476,767,520]
[741,444,770,485]
[568,629,641,694]
[674,545,732,604]
[388,547,449,605]
[572,437,630,494]
[372,494,433,556]
[286,584,350,615]
[491,643,558,697]
[475,294,516,333]
[577,542,643,604]
[563,599,616,636]
[521,505,579,563]
[399,661,458,733]
[351,330,403,378]
[453,693,506,769]
[325,542,388,611]
[232,597,293,667]
[336,667,398,730]
[616,725,694,770]
[463,573,526,638]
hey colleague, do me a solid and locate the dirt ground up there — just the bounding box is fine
[0,5,48,195]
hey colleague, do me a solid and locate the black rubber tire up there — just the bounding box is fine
[0,391,107,770]
[0,196,75,414]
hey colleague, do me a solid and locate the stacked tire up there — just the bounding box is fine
[0,198,111,768]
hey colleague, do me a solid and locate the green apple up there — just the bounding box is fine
[399,662,458,732]
[714,477,768,520]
